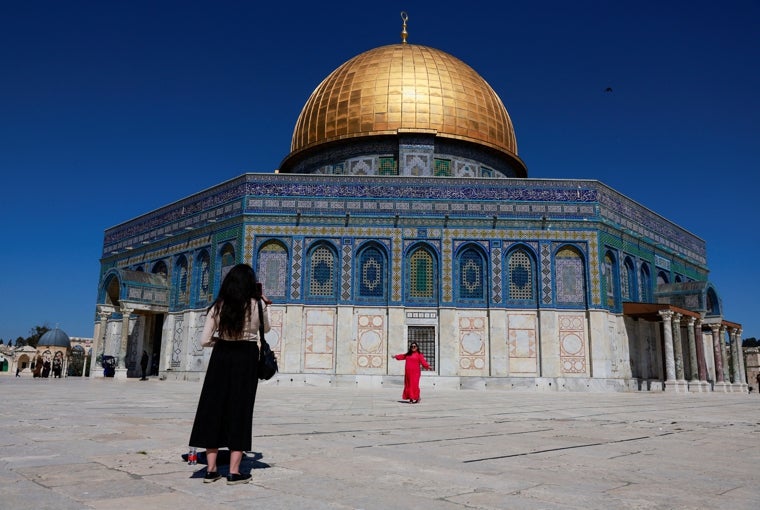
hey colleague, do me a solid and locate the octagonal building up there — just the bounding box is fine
[93,23,746,392]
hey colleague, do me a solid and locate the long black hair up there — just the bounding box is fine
[207,263,260,339]
[405,342,420,356]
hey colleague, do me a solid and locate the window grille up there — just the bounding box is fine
[359,246,385,298]
[309,246,335,297]
[409,248,434,299]
[508,249,534,301]
[379,157,397,175]
[459,248,484,300]
[408,326,436,371]
[258,242,288,298]
[604,253,615,307]
[434,158,451,176]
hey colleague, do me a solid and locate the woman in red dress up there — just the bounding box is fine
[393,342,431,403]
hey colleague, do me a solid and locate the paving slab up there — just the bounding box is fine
[0,376,758,509]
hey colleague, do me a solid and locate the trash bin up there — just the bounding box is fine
[102,356,116,377]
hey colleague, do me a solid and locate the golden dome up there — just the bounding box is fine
[288,43,520,165]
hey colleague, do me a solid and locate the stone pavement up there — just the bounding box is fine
[1,376,759,510]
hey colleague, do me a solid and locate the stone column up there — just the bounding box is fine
[659,310,676,385]
[710,323,726,391]
[736,328,747,386]
[695,319,707,382]
[686,317,698,381]
[116,305,133,378]
[672,313,685,381]
[719,325,730,383]
[90,307,112,378]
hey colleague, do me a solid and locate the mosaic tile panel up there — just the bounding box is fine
[458,316,486,370]
[559,314,587,374]
[356,314,385,369]
[341,242,352,300]
[541,244,552,304]
[507,313,537,374]
[268,309,283,352]
[304,308,335,370]
[171,318,183,369]
[491,247,502,303]
[291,238,302,300]
[257,241,288,298]
[556,247,585,305]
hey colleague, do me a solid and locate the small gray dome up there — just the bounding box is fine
[38,328,71,349]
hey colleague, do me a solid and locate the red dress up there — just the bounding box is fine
[394,352,430,401]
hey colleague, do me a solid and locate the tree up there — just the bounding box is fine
[742,337,758,347]
[25,325,50,348]
[15,337,25,347]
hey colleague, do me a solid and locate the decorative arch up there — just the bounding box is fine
[656,270,669,285]
[306,241,339,302]
[257,240,289,299]
[706,286,722,316]
[355,241,388,302]
[639,263,652,303]
[194,250,211,306]
[174,255,189,306]
[603,249,619,309]
[505,244,537,305]
[554,245,586,307]
[406,243,438,305]
[151,260,168,277]
[219,243,236,282]
[455,243,487,304]
[621,256,636,302]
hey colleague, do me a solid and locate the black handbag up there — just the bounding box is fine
[257,299,278,380]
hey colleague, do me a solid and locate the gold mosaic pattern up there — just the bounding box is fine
[290,44,518,159]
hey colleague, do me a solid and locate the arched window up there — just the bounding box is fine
[151,260,167,277]
[307,243,337,301]
[457,245,486,303]
[220,243,236,281]
[507,247,536,304]
[621,257,636,302]
[356,243,387,301]
[257,241,288,299]
[603,251,617,308]
[555,246,586,306]
[195,250,211,304]
[407,244,437,304]
[175,255,189,306]
[639,263,652,302]
[656,270,669,285]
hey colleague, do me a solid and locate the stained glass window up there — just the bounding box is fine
[258,241,288,298]
[458,247,484,301]
[508,249,534,301]
[358,245,385,298]
[556,246,585,305]
[409,248,434,299]
[379,157,397,175]
[309,245,335,297]
[604,252,615,308]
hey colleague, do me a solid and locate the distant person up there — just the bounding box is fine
[52,358,62,378]
[188,263,271,485]
[756,373,760,394]
[42,359,51,378]
[16,366,20,377]
[393,342,431,403]
[33,356,43,378]
[140,350,149,380]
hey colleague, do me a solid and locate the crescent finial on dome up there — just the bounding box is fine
[401,11,408,44]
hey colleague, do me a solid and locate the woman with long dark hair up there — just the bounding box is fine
[393,342,430,403]
[189,263,271,485]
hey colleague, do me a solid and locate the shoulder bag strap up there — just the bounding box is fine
[257,298,268,349]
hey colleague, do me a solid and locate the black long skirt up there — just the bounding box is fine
[189,339,259,451]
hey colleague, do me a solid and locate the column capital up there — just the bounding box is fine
[658,309,675,321]
[672,312,682,324]
[686,316,696,327]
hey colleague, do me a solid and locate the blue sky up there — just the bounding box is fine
[1,0,758,342]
